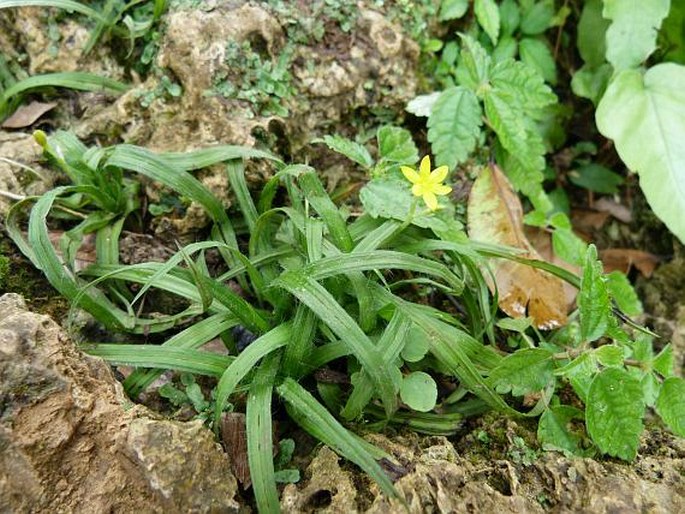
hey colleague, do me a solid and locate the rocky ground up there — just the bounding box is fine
[1,2,684,512]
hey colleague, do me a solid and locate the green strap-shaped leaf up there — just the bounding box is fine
[85,344,234,377]
[246,353,281,514]
[427,86,482,170]
[656,377,685,437]
[277,378,400,501]
[273,272,398,416]
[596,64,685,244]
[603,0,671,71]
[586,368,645,460]
[578,245,611,342]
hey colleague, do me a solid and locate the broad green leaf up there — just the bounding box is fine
[495,316,533,333]
[656,377,685,436]
[489,59,557,111]
[603,0,671,70]
[577,0,610,67]
[400,326,430,362]
[475,0,500,45]
[653,344,674,377]
[439,0,469,21]
[578,245,611,343]
[605,271,643,316]
[593,345,624,368]
[315,134,373,168]
[551,227,586,267]
[427,87,482,169]
[519,38,556,85]
[555,353,596,403]
[499,0,520,37]
[492,36,518,63]
[586,368,645,460]
[377,126,418,165]
[568,163,624,194]
[520,0,555,35]
[660,1,685,64]
[405,92,440,117]
[455,35,492,92]
[400,372,438,412]
[596,64,685,244]
[642,373,661,407]
[538,405,590,456]
[486,348,555,396]
[571,64,612,106]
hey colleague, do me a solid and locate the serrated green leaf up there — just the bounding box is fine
[489,58,557,111]
[455,35,492,92]
[487,348,555,396]
[594,345,624,368]
[596,64,685,244]
[316,134,373,168]
[578,245,611,343]
[475,0,500,45]
[605,271,643,316]
[520,0,555,35]
[653,344,674,377]
[577,0,610,68]
[603,0,670,70]
[377,126,419,165]
[496,316,533,333]
[538,405,589,456]
[571,64,613,106]
[427,87,482,169]
[492,36,518,63]
[439,0,469,21]
[642,372,660,407]
[400,371,438,412]
[586,368,645,460]
[519,38,557,84]
[656,377,685,436]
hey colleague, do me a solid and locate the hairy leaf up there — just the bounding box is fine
[316,134,373,168]
[603,0,671,70]
[427,86,482,169]
[578,245,611,343]
[439,0,469,21]
[520,0,555,35]
[656,377,685,436]
[586,368,645,460]
[455,35,492,92]
[377,126,418,165]
[596,64,685,244]
[519,38,556,84]
[487,348,555,396]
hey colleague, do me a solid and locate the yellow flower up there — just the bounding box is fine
[401,156,451,211]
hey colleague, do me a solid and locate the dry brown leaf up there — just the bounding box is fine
[599,248,660,277]
[2,101,57,128]
[220,412,251,488]
[571,209,611,232]
[467,164,568,330]
[524,226,579,309]
[593,197,632,223]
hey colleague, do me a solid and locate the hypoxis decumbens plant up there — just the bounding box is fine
[9,130,685,512]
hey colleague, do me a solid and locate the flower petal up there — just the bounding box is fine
[423,192,438,210]
[401,166,420,184]
[419,155,431,178]
[433,184,452,196]
[430,165,449,183]
[412,183,424,197]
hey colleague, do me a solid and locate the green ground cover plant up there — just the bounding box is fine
[2,0,685,512]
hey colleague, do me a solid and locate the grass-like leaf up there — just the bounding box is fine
[85,344,234,376]
[247,353,281,514]
[277,378,400,501]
